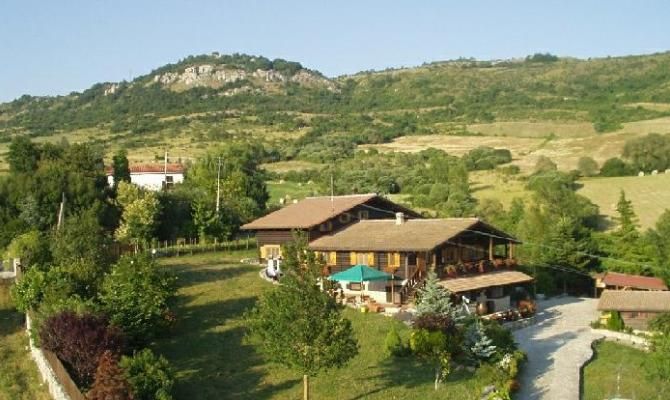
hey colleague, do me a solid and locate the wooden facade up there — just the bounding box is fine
[251,198,417,262]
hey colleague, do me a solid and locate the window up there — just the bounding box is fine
[387,252,400,268]
[162,176,175,190]
[328,251,337,265]
[356,252,369,265]
[338,213,351,223]
[407,253,417,266]
[319,221,333,232]
[348,282,362,291]
[358,210,369,220]
[350,252,374,266]
[261,245,281,260]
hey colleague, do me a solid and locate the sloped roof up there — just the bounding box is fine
[598,290,670,312]
[242,194,380,230]
[309,218,516,252]
[106,163,184,175]
[438,270,533,293]
[601,272,668,291]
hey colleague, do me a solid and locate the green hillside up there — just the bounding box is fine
[3,52,670,167]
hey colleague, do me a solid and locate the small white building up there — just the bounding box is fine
[107,163,185,191]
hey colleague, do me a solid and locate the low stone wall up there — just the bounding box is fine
[591,328,650,350]
[502,315,537,331]
[26,315,86,400]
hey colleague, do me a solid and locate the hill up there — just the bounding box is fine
[1,51,670,227]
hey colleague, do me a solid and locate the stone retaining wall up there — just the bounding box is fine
[27,315,86,400]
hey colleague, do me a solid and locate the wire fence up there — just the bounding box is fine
[115,236,257,259]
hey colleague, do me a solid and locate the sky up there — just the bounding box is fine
[1,0,669,102]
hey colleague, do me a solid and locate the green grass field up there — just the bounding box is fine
[578,173,670,230]
[266,180,321,206]
[153,251,511,400]
[0,283,51,400]
[583,341,668,400]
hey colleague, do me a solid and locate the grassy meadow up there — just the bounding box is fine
[578,173,670,230]
[153,251,511,400]
[583,341,669,400]
[0,283,51,400]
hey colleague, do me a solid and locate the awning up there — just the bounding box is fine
[329,265,391,282]
[438,270,533,293]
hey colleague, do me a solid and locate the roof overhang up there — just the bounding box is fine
[438,270,533,293]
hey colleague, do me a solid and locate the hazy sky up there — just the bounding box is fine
[1,1,669,102]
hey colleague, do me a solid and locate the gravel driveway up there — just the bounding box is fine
[513,296,602,400]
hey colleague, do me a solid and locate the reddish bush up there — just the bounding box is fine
[40,311,125,388]
[88,351,133,400]
[413,313,456,335]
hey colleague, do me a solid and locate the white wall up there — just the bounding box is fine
[337,279,389,304]
[107,172,184,191]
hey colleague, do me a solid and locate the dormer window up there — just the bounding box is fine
[319,221,333,232]
[358,210,369,220]
[339,213,351,223]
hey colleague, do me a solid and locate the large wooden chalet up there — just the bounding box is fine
[243,195,531,312]
[309,216,529,310]
[241,194,419,262]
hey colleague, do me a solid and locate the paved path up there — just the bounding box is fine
[513,296,603,400]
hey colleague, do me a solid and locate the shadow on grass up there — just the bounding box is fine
[167,264,253,288]
[0,307,24,337]
[154,291,299,399]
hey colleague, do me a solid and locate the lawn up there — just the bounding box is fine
[266,180,321,206]
[582,341,669,400]
[153,251,511,400]
[0,282,51,400]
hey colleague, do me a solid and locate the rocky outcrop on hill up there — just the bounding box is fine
[152,64,336,92]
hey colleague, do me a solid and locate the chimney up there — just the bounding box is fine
[395,212,405,225]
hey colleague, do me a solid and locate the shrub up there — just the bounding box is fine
[649,312,670,335]
[88,351,133,400]
[120,349,174,400]
[384,325,408,357]
[39,311,125,388]
[413,313,456,336]
[577,156,599,177]
[483,321,518,358]
[600,157,634,177]
[606,311,625,332]
[99,255,176,344]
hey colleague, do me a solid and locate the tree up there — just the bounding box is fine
[409,272,460,389]
[577,156,599,177]
[112,149,131,186]
[120,349,174,400]
[99,255,176,345]
[534,156,557,174]
[409,329,451,390]
[623,133,670,173]
[115,182,160,248]
[88,351,133,400]
[600,157,633,177]
[463,319,497,364]
[415,272,459,319]
[7,136,40,173]
[245,235,357,400]
[647,210,670,281]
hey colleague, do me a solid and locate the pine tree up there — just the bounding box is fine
[464,319,497,364]
[415,272,459,319]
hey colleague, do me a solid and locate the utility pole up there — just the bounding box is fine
[56,192,66,231]
[216,156,222,214]
[330,173,334,215]
[163,150,168,191]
